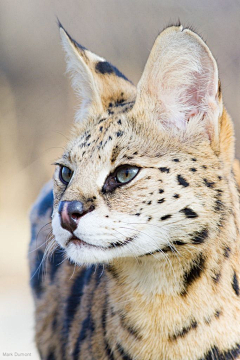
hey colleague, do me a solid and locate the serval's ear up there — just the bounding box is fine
[59,23,136,122]
[131,25,222,147]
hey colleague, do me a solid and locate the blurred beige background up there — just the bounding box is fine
[0,0,239,358]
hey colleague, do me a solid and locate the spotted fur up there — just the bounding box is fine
[29,24,240,359]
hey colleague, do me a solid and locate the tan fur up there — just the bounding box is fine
[29,25,240,359]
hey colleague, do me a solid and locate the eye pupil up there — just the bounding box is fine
[60,166,73,185]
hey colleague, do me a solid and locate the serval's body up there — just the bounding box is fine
[29,24,240,359]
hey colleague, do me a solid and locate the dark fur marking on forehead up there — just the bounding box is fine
[181,253,205,296]
[161,214,172,221]
[180,207,198,218]
[204,178,215,188]
[95,61,130,82]
[191,228,208,244]
[212,272,221,283]
[214,199,224,212]
[232,271,240,296]
[116,130,124,137]
[98,117,107,124]
[223,246,231,258]
[159,167,170,173]
[177,175,189,187]
[111,146,121,163]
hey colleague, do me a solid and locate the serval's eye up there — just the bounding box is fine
[116,165,139,184]
[103,165,140,193]
[59,166,73,185]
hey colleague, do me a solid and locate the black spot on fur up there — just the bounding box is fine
[181,253,205,295]
[159,189,164,194]
[214,310,221,318]
[147,216,152,222]
[106,265,119,279]
[118,311,142,340]
[95,61,130,82]
[116,343,132,360]
[212,272,221,283]
[204,178,215,188]
[117,119,122,125]
[177,175,189,187]
[180,207,198,218]
[172,240,186,246]
[173,194,180,199]
[201,344,240,360]
[99,126,103,132]
[170,320,197,341]
[192,158,197,162]
[159,167,170,173]
[173,158,180,162]
[232,271,240,296]
[223,246,231,258]
[190,168,197,172]
[191,228,208,244]
[161,214,172,221]
[147,201,152,205]
[135,213,140,216]
[157,198,165,204]
[214,199,224,212]
[108,237,135,248]
[133,151,138,155]
[116,130,124,137]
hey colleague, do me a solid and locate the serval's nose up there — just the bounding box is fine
[58,201,95,233]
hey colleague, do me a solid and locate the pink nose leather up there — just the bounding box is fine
[58,201,95,233]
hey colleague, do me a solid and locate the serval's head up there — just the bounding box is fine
[52,24,235,269]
